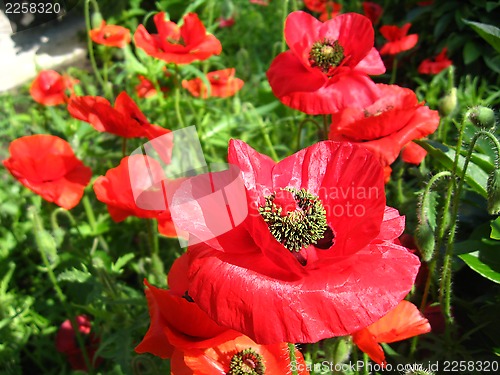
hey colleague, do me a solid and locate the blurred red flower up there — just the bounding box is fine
[379,23,418,55]
[182,68,244,98]
[418,47,452,75]
[3,135,92,209]
[303,1,342,21]
[93,155,177,237]
[267,11,385,115]
[362,2,383,24]
[250,0,269,5]
[136,256,308,373]
[134,12,222,64]
[218,16,235,28]
[180,140,420,344]
[89,20,131,48]
[328,84,440,167]
[30,70,78,106]
[55,315,101,371]
[352,300,431,364]
[67,92,169,139]
[135,75,158,98]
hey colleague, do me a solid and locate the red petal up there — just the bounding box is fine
[354,47,386,75]
[187,241,420,344]
[352,329,385,364]
[284,11,322,66]
[402,142,427,164]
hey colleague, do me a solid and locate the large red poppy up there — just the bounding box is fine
[329,84,440,167]
[418,47,452,75]
[30,70,78,106]
[266,11,385,115]
[379,23,418,55]
[352,300,431,364]
[67,92,169,139]
[182,68,244,98]
[175,140,420,344]
[134,12,222,65]
[136,256,308,374]
[3,135,92,210]
[89,20,131,48]
[93,155,177,237]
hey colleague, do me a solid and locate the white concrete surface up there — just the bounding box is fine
[0,10,87,92]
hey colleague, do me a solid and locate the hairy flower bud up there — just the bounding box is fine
[438,87,457,116]
[415,221,435,262]
[469,106,496,129]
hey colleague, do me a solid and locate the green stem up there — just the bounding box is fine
[281,0,290,52]
[296,118,322,150]
[30,207,95,374]
[174,65,186,128]
[389,56,398,84]
[84,0,107,95]
[82,195,97,232]
[122,138,128,157]
[288,343,299,375]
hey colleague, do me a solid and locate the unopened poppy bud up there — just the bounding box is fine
[487,169,500,215]
[415,221,435,262]
[469,106,496,129]
[438,87,457,116]
[91,12,103,29]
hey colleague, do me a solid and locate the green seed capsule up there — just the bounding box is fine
[469,106,496,129]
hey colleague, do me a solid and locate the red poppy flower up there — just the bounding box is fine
[176,140,420,344]
[362,2,383,24]
[134,12,222,65]
[89,20,131,48]
[379,23,418,55]
[182,68,244,98]
[3,135,92,209]
[267,11,385,115]
[352,300,431,364]
[56,315,102,371]
[93,155,177,237]
[135,256,308,374]
[250,0,269,5]
[418,47,452,75]
[328,84,440,167]
[30,70,78,106]
[67,92,169,139]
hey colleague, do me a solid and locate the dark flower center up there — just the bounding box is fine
[259,188,332,252]
[309,38,344,75]
[228,348,265,375]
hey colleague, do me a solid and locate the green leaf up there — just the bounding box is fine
[459,245,500,284]
[57,267,92,283]
[463,41,482,65]
[491,217,500,240]
[463,19,500,53]
[122,45,148,75]
[415,140,489,197]
[111,253,135,274]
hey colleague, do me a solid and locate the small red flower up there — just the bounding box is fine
[379,23,418,55]
[93,155,177,237]
[67,92,169,139]
[135,256,308,374]
[182,68,244,98]
[30,70,78,106]
[303,1,342,21]
[418,47,452,75]
[55,315,102,371]
[218,16,235,28]
[89,20,131,48]
[178,140,420,344]
[328,84,440,167]
[267,11,385,115]
[362,2,383,24]
[3,135,92,209]
[352,300,431,364]
[135,75,158,98]
[134,12,222,65]
[250,0,270,5]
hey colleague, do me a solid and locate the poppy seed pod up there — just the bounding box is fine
[415,221,435,262]
[438,87,457,117]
